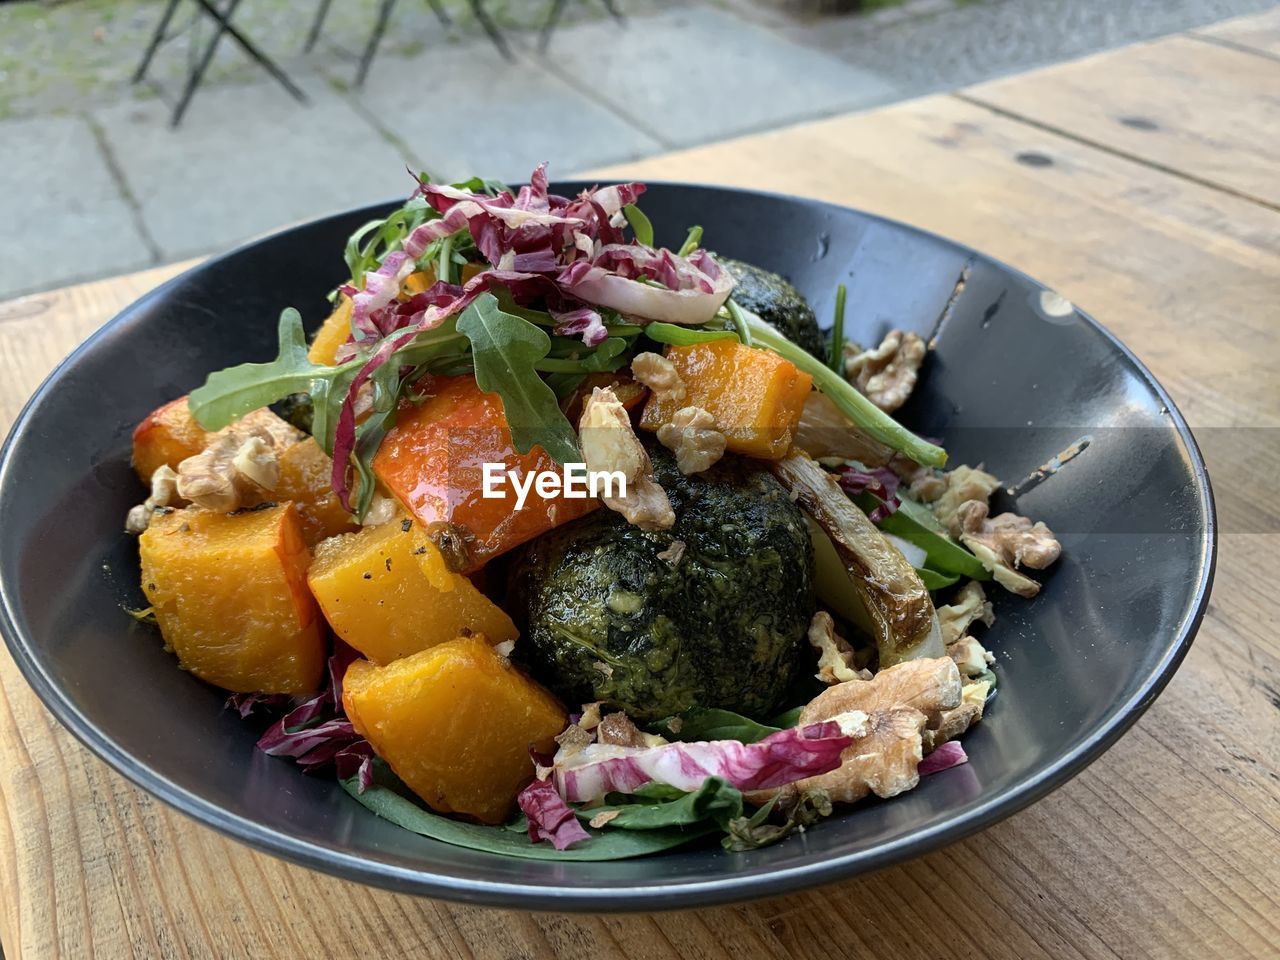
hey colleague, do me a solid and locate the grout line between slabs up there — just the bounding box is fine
[81,111,164,264]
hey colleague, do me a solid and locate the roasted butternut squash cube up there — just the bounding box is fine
[372,375,598,571]
[307,517,517,664]
[343,637,566,823]
[308,296,353,366]
[139,503,324,694]
[132,396,210,483]
[639,340,813,459]
[275,438,358,546]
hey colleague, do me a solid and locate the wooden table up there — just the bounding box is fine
[2,9,1278,958]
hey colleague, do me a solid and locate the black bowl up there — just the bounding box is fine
[0,183,1214,909]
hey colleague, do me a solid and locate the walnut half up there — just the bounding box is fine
[656,406,726,474]
[175,408,302,513]
[579,387,674,531]
[786,657,963,803]
[957,500,1062,597]
[843,330,926,413]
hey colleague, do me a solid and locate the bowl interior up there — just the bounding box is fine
[0,183,1212,908]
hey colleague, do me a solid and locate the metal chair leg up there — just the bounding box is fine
[171,0,241,126]
[470,0,513,61]
[133,0,183,84]
[356,0,399,87]
[600,0,625,25]
[539,0,569,54]
[426,0,452,27]
[194,0,309,103]
[304,0,335,53]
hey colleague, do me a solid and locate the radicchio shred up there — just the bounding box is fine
[836,464,902,522]
[248,642,374,791]
[517,776,591,850]
[327,163,730,512]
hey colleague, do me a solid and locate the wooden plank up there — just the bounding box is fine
[1196,6,1280,56]
[961,34,1280,207]
[2,53,1279,960]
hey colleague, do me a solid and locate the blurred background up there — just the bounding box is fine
[1,0,1273,302]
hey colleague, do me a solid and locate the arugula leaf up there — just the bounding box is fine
[651,707,782,744]
[340,773,714,861]
[643,322,737,347]
[584,777,744,831]
[723,788,833,852]
[188,309,342,431]
[457,293,581,464]
[623,203,654,247]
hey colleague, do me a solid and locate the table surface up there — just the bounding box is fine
[2,9,1278,959]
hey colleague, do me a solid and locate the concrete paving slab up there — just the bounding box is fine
[535,6,903,147]
[90,72,416,262]
[0,114,154,299]
[344,41,664,184]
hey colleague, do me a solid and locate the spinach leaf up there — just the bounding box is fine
[457,293,581,465]
[188,309,346,431]
[651,707,782,744]
[585,777,744,830]
[622,203,654,247]
[340,773,714,861]
[643,322,737,347]
[768,705,805,728]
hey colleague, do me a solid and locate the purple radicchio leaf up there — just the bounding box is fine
[517,776,591,850]
[836,464,902,522]
[918,741,968,776]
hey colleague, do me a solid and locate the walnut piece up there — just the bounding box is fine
[656,406,726,474]
[786,657,963,803]
[931,465,1001,537]
[175,408,301,513]
[843,330,926,413]
[957,500,1062,598]
[656,539,685,565]
[802,656,962,731]
[808,611,869,685]
[923,680,991,753]
[579,387,674,531]
[948,636,994,678]
[936,580,995,646]
[630,351,685,403]
[596,711,666,748]
[124,464,180,534]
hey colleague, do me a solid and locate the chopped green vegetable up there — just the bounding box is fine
[677,225,703,258]
[723,787,833,852]
[457,294,581,465]
[861,494,990,581]
[643,321,737,347]
[623,203,654,248]
[915,567,961,591]
[828,283,847,373]
[725,298,754,347]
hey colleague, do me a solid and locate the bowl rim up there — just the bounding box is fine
[0,182,1217,910]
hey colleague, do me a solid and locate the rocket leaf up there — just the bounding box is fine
[457,293,581,465]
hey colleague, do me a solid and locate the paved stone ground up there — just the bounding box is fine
[0,0,1274,299]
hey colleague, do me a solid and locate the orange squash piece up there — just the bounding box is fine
[639,340,813,459]
[274,438,358,545]
[343,637,566,824]
[132,396,210,483]
[372,375,598,571]
[308,296,353,366]
[307,517,517,664]
[139,503,324,694]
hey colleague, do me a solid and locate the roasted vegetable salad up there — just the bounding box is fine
[125,165,1062,858]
